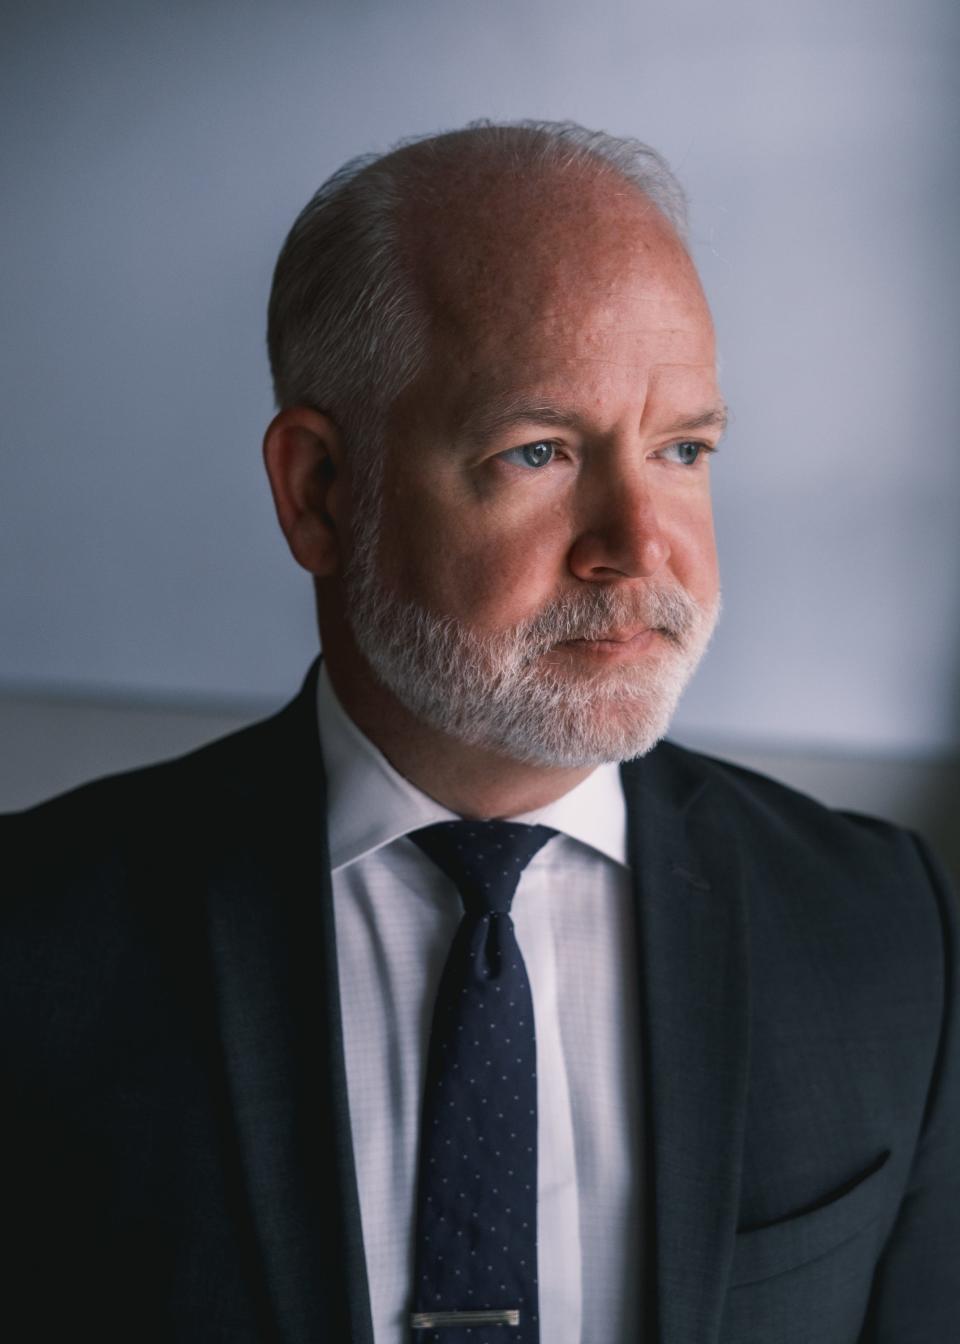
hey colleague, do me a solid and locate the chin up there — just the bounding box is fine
[485,681,687,769]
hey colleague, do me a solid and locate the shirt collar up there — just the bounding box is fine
[317,662,629,873]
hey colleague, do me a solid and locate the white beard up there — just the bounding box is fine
[342,516,719,768]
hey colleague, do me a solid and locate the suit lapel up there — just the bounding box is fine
[202,659,374,1344]
[621,749,751,1344]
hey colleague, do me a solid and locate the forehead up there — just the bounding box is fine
[403,160,714,389]
[439,361,722,450]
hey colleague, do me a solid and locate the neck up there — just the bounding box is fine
[322,644,595,819]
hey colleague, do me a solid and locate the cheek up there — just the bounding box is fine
[387,485,573,628]
[671,499,719,599]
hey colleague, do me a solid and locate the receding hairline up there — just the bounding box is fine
[367,119,687,224]
[266,119,692,454]
[364,143,696,383]
[359,123,689,266]
[412,150,683,282]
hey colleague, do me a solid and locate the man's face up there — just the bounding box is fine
[342,171,722,767]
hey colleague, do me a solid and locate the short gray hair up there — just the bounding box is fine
[267,119,688,491]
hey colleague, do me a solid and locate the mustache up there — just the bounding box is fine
[512,582,701,656]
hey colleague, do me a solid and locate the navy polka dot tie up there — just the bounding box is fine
[407,820,558,1343]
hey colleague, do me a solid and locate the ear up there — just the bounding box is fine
[262,407,347,577]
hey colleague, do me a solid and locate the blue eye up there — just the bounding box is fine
[664,440,707,465]
[501,441,556,469]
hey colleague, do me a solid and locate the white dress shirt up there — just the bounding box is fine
[318,666,644,1344]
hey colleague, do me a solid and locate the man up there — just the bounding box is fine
[3,121,957,1344]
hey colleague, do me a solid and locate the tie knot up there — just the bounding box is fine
[410,819,557,915]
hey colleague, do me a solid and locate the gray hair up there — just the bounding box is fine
[266,119,689,495]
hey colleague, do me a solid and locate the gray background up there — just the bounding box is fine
[2,0,958,869]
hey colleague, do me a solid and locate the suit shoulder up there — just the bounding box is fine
[653,740,955,1003]
[655,737,931,876]
[0,706,293,889]
[0,707,309,1019]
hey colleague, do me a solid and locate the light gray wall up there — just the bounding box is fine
[2,0,959,760]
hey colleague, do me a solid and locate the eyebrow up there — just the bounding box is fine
[659,406,729,436]
[460,397,729,444]
[459,398,583,445]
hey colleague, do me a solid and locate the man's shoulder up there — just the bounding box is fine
[4,709,282,828]
[0,702,319,1005]
[646,737,939,886]
[0,694,318,919]
[4,658,324,834]
[646,739,955,998]
[0,663,326,1062]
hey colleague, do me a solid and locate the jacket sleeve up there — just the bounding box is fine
[858,834,960,1342]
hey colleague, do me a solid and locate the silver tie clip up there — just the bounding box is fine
[411,1308,520,1328]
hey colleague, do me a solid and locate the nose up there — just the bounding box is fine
[567,467,671,581]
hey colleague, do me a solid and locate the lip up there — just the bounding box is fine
[557,627,659,659]
[568,627,651,644]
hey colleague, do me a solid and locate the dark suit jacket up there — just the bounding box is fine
[3,659,958,1343]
